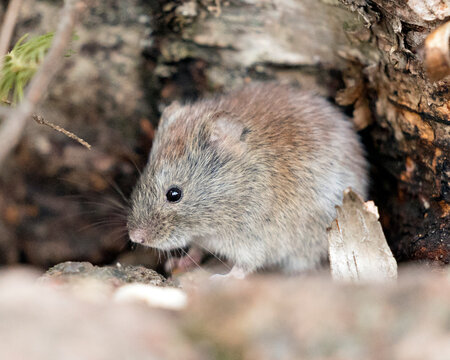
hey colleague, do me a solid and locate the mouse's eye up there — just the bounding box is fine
[166,187,182,203]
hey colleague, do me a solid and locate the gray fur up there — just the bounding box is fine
[128,84,368,274]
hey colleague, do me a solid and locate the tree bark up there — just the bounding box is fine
[339,0,449,264]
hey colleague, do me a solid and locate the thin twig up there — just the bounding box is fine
[32,114,91,149]
[0,0,92,168]
[2,99,88,148]
[0,0,23,63]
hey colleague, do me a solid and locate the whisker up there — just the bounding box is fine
[107,231,129,248]
[117,239,130,253]
[58,176,130,211]
[103,178,130,205]
[75,210,128,221]
[161,249,167,267]
[128,157,142,177]
[102,196,129,209]
[55,210,101,222]
[196,243,231,270]
[108,228,129,236]
[77,220,127,232]
[180,248,202,270]
[62,197,128,213]
[165,249,173,272]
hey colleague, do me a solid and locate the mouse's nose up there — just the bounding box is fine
[129,229,146,244]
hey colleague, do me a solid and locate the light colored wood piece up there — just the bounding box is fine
[328,188,398,282]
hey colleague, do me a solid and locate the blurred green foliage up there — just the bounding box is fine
[0,33,54,103]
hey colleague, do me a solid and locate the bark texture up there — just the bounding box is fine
[338,0,449,264]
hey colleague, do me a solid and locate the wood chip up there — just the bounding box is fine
[328,188,398,282]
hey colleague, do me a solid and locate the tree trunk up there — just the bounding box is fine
[339,0,449,264]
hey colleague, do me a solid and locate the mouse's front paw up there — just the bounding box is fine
[164,257,180,273]
[209,273,228,281]
[164,246,204,274]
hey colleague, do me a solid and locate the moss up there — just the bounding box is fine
[0,32,77,104]
[0,33,54,103]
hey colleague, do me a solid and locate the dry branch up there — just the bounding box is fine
[0,0,92,168]
[0,0,23,63]
[1,99,89,148]
[32,114,91,149]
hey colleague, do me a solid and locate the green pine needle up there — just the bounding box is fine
[0,33,55,104]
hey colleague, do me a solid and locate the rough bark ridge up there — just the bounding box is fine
[149,0,365,103]
[339,0,449,264]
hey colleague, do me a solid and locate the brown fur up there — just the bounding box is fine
[128,84,368,274]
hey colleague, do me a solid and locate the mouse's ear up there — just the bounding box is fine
[159,101,182,130]
[210,111,247,155]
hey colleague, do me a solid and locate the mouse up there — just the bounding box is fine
[127,83,368,278]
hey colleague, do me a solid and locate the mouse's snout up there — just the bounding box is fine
[127,216,170,248]
[129,228,146,244]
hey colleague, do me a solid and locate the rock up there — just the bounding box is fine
[0,268,200,360]
[40,262,177,305]
[41,261,173,287]
[183,267,450,360]
[114,283,187,310]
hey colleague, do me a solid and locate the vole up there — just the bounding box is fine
[128,84,368,278]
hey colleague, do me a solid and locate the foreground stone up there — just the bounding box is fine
[0,268,197,360]
[42,261,172,287]
[1,265,449,359]
[40,261,181,308]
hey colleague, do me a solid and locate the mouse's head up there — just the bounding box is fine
[127,100,256,250]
